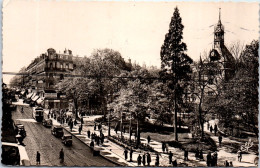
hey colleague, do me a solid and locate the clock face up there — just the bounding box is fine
[211,51,215,56]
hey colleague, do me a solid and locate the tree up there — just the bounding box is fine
[160,7,193,141]
[213,40,258,137]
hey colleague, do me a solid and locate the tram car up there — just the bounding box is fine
[32,107,44,122]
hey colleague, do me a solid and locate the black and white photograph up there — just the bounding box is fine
[1,0,259,167]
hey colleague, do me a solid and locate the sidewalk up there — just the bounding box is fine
[204,119,257,167]
[45,110,207,167]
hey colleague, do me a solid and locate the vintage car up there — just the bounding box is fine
[42,119,53,127]
[51,125,64,138]
[14,124,26,138]
[61,134,73,146]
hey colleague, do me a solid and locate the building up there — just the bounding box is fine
[24,48,75,109]
[204,9,235,95]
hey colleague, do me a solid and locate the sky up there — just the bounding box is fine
[2,0,259,84]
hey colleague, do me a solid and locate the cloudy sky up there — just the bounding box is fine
[2,0,259,84]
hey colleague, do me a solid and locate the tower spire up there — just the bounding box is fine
[219,8,221,21]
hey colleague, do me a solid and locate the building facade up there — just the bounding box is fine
[24,48,75,109]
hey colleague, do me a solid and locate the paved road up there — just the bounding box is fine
[12,105,117,166]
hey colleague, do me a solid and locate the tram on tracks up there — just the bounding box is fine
[32,107,44,122]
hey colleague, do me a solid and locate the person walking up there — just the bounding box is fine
[87,130,90,138]
[142,153,146,166]
[162,142,165,153]
[199,149,203,160]
[70,121,73,131]
[94,122,96,130]
[36,151,40,165]
[165,143,169,153]
[123,148,128,161]
[147,152,151,166]
[90,140,94,149]
[224,160,229,167]
[237,149,242,162]
[172,159,177,167]
[137,154,142,166]
[147,135,151,144]
[218,135,222,147]
[207,121,210,130]
[169,151,173,164]
[129,148,133,162]
[78,124,82,134]
[59,148,64,164]
[184,149,188,161]
[206,152,211,166]
[195,148,199,160]
[210,125,213,133]
[214,124,218,136]
[155,154,160,166]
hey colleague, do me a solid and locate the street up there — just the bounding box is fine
[12,105,117,166]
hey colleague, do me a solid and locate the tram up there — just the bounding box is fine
[32,107,44,122]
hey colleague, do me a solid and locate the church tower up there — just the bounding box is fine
[214,8,224,49]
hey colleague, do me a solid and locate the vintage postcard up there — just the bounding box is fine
[1,0,259,167]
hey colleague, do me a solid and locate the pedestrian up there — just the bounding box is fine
[100,133,104,144]
[184,149,188,161]
[224,160,229,167]
[90,140,94,149]
[36,151,40,165]
[142,153,146,166]
[219,135,222,147]
[195,148,199,160]
[59,148,64,163]
[214,124,218,136]
[212,151,218,166]
[70,121,73,131]
[94,122,96,130]
[74,119,77,126]
[123,148,128,160]
[129,147,133,162]
[96,136,100,146]
[78,124,82,134]
[169,151,173,164]
[137,154,142,166]
[81,117,84,124]
[87,130,90,138]
[155,153,159,166]
[147,135,151,144]
[98,123,102,130]
[207,122,210,130]
[165,143,169,153]
[172,159,177,167]
[207,152,211,167]
[199,149,203,160]
[162,142,165,153]
[147,152,151,166]
[210,125,213,133]
[237,149,242,162]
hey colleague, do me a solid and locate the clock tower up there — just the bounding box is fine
[214,8,224,49]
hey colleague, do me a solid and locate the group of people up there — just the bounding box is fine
[195,148,204,160]
[206,151,218,166]
[36,148,64,165]
[208,123,218,136]
[137,153,160,166]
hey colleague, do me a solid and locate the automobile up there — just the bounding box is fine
[2,142,30,166]
[51,125,64,138]
[61,134,73,146]
[14,124,26,138]
[42,119,53,127]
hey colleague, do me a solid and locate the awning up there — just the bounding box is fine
[36,98,44,104]
[30,93,36,99]
[32,96,40,102]
[26,93,33,98]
